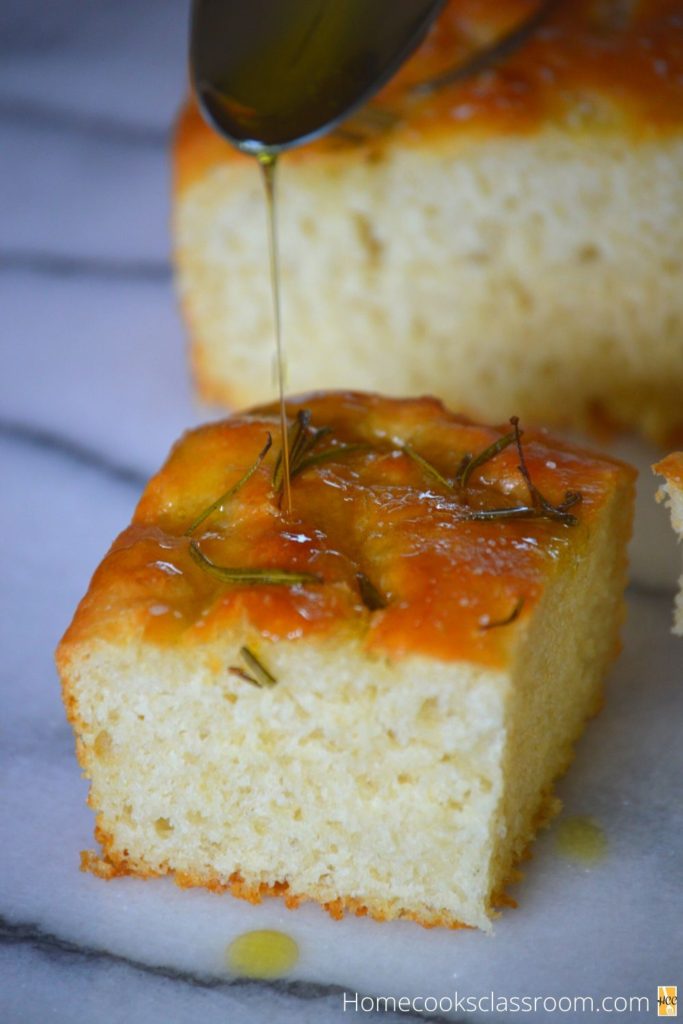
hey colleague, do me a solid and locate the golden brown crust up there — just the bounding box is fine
[57,391,635,671]
[80,786,568,930]
[83,817,473,928]
[175,0,683,193]
[83,822,488,930]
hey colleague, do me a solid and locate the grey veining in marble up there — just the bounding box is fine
[2,2,682,1022]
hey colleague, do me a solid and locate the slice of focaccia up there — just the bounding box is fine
[174,0,683,444]
[654,453,683,635]
[57,391,635,930]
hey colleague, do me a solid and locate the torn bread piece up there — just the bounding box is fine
[654,453,683,635]
[57,391,635,930]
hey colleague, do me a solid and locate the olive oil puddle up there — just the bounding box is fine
[555,815,607,865]
[227,928,299,979]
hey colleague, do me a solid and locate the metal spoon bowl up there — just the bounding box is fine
[190,0,446,154]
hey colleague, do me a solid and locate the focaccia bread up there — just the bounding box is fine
[174,0,683,445]
[654,452,683,634]
[57,391,635,930]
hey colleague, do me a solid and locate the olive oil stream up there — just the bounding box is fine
[190,2,554,515]
[258,152,292,516]
[190,0,446,517]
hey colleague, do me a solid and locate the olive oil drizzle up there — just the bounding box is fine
[258,151,292,517]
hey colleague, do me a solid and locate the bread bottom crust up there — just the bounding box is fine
[80,787,564,931]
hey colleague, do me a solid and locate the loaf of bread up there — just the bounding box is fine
[57,391,635,929]
[174,0,683,445]
[654,452,683,634]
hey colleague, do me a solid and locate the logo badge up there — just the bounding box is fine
[658,986,678,1017]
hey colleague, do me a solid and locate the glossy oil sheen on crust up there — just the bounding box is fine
[58,391,635,670]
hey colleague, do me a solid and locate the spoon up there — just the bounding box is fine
[190,0,446,154]
[190,0,447,517]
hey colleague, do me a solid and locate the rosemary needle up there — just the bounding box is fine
[189,540,321,586]
[481,597,525,631]
[229,646,278,688]
[294,443,369,477]
[185,433,272,537]
[456,430,516,489]
[402,443,453,491]
[356,571,388,610]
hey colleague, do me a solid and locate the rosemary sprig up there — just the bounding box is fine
[184,434,272,537]
[185,429,322,589]
[272,409,368,494]
[294,443,369,477]
[356,571,387,610]
[464,417,582,526]
[456,429,517,489]
[229,646,277,688]
[402,443,453,491]
[189,540,321,586]
[272,410,315,493]
[465,494,581,524]
[509,416,582,525]
[480,597,525,631]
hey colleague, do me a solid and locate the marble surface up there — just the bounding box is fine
[1,3,682,1022]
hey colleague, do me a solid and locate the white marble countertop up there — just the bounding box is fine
[2,3,682,1022]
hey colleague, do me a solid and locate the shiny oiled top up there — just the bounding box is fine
[62,392,634,668]
[176,0,683,189]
